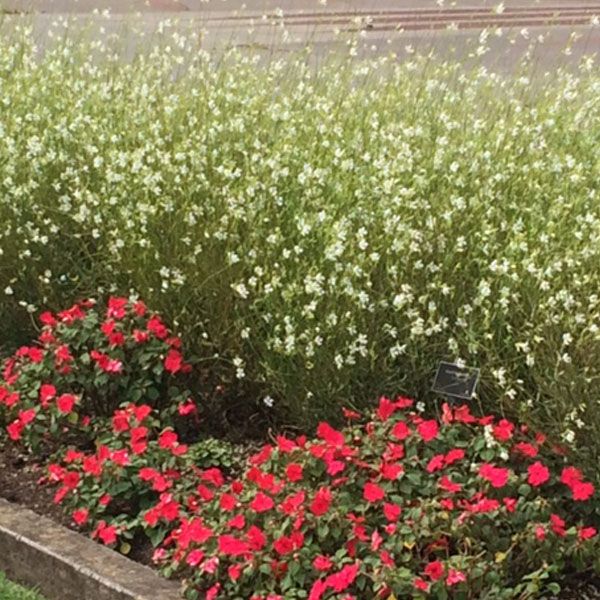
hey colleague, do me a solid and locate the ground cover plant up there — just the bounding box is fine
[2,301,600,598]
[0,22,600,459]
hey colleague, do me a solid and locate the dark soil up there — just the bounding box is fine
[0,443,71,529]
[0,442,155,567]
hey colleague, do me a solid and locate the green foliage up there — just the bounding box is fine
[0,298,197,451]
[0,572,45,600]
[39,397,600,599]
[189,437,249,473]
[1,27,600,456]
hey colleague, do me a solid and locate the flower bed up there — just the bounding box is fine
[2,299,600,598]
[1,26,600,453]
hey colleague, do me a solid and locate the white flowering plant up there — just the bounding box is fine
[1,22,600,460]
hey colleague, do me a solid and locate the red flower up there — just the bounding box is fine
[228,564,242,581]
[342,407,361,420]
[219,493,237,511]
[112,411,130,433]
[535,525,546,541]
[439,476,462,494]
[493,419,515,442]
[250,492,275,513]
[513,442,538,458]
[440,498,454,510]
[64,450,83,463]
[325,563,359,592]
[380,462,403,480]
[62,471,80,489]
[177,399,197,416]
[94,521,117,545]
[426,454,445,473]
[273,535,295,556]
[417,420,439,442]
[186,549,205,567]
[383,503,402,522]
[376,396,396,421]
[309,579,327,600]
[424,560,444,581]
[83,456,103,477]
[132,404,152,423]
[72,508,89,526]
[391,420,411,441]
[246,525,267,551]
[133,329,150,343]
[414,578,430,592]
[550,513,566,536]
[310,487,332,516]
[316,423,345,448]
[527,461,550,487]
[130,426,148,454]
[446,569,466,586]
[39,311,57,327]
[201,467,225,488]
[132,300,146,316]
[56,393,76,414]
[107,297,128,319]
[280,491,305,516]
[0,390,19,408]
[454,405,477,423]
[227,514,245,529]
[46,465,63,483]
[19,408,36,425]
[7,420,24,441]
[286,463,304,482]
[39,384,56,407]
[218,534,250,556]
[578,527,597,541]
[164,349,183,374]
[444,448,465,466]
[560,466,583,487]
[158,429,179,450]
[363,482,385,503]
[147,315,168,339]
[572,481,595,501]
[313,555,333,572]
[479,463,510,488]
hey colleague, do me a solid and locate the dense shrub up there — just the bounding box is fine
[1,26,600,450]
[0,297,198,450]
[37,397,600,599]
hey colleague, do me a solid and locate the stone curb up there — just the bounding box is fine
[0,498,181,600]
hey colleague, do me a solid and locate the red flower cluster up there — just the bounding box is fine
[1,297,197,450]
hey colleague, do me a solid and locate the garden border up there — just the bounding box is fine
[0,498,180,600]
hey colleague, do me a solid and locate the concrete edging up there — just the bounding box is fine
[0,498,181,600]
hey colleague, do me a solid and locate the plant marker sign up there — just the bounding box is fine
[432,361,480,400]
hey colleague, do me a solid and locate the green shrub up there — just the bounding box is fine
[0,298,198,450]
[1,26,600,452]
[43,397,599,599]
